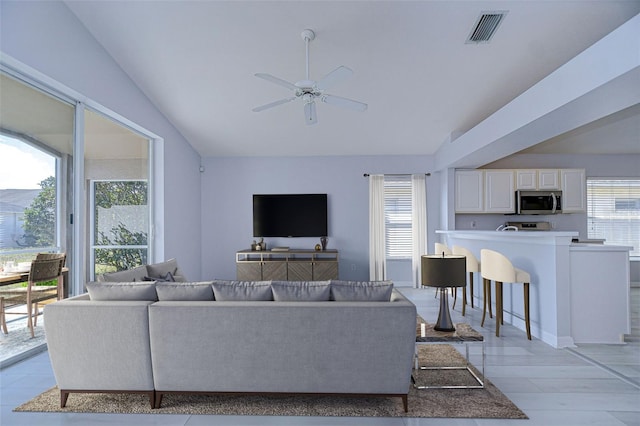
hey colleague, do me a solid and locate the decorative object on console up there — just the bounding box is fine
[252,29,367,125]
[421,254,466,332]
[320,236,328,250]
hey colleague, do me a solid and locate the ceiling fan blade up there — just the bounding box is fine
[304,100,318,125]
[315,66,353,91]
[252,96,297,112]
[321,94,368,112]
[255,73,298,91]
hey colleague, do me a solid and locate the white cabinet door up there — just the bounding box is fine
[516,170,537,190]
[485,170,515,213]
[455,170,484,213]
[538,169,560,190]
[561,169,586,212]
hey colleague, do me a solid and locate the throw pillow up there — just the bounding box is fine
[146,258,187,282]
[212,280,273,301]
[271,281,331,301]
[86,282,158,301]
[155,282,214,301]
[143,271,175,282]
[330,280,394,302]
[100,265,148,282]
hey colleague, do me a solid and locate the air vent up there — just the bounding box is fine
[466,11,507,44]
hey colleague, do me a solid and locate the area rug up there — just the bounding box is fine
[15,344,527,419]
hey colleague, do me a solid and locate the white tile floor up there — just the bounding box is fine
[0,287,638,426]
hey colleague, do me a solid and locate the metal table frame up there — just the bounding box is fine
[412,322,485,390]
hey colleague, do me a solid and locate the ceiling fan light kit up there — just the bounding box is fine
[253,29,367,125]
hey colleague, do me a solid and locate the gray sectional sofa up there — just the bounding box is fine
[44,279,417,411]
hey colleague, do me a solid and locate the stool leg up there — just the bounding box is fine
[524,282,531,340]
[495,281,503,337]
[462,286,467,316]
[481,278,488,327]
[488,279,493,318]
[469,272,474,309]
[452,287,457,310]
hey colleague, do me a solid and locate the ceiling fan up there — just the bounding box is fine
[252,29,367,125]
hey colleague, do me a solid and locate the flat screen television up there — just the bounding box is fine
[253,194,328,237]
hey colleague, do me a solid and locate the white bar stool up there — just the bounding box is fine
[480,249,532,340]
[451,245,480,316]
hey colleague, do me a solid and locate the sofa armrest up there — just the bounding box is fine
[44,300,155,391]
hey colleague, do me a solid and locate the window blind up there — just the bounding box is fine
[587,178,640,257]
[384,176,412,258]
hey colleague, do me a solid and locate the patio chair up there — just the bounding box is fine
[0,253,66,337]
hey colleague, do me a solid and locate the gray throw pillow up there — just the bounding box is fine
[155,282,214,301]
[212,280,272,301]
[86,282,158,301]
[330,280,394,302]
[271,281,331,301]
[100,265,148,282]
[146,258,187,282]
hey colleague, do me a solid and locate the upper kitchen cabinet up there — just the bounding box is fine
[455,170,484,213]
[539,170,560,190]
[561,169,586,212]
[484,170,515,213]
[516,169,560,190]
[456,168,585,214]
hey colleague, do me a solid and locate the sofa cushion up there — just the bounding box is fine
[146,258,186,282]
[212,280,272,301]
[271,281,331,301]
[100,265,148,282]
[155,282,214,301]
[86,282,158,301]
[330,280,394,302]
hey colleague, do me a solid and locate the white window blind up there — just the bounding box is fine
[587,178,640,257]
[384,176,412,258]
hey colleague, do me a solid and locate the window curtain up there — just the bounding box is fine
[369,174,386,280]
[411,174,427,288]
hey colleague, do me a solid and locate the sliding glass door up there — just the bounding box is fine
[0,72,74,279]
[1,67,161,293]
[84,109,152,280]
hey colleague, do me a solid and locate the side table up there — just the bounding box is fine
[413,318,485,389]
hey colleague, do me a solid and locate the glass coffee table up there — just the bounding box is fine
[412,318,485,389]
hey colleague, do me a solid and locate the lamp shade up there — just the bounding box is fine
[421,255,466,288]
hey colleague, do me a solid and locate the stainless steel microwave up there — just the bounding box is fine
[516,190,562,214]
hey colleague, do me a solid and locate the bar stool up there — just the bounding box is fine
[451,245,480,316]
[480,249,532,340]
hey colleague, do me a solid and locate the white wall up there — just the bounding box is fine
[0,1,203,279]
[200,155,438,281]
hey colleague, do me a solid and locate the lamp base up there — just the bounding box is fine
[434,288,456,332]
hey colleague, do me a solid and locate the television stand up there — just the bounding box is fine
[236,249,339,281]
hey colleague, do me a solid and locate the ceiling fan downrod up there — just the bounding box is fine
[301,29,315,82]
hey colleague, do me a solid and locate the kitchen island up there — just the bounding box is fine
[436,230,631,348]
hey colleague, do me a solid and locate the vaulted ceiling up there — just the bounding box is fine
[63,1,640,158]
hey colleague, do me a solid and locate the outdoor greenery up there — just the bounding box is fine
[21,176,56,247]
[19,178,148,273]
[94,181,148,272]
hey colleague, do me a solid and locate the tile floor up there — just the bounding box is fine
[0,287,638,426]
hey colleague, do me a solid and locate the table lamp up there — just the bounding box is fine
[421,254,467,332]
